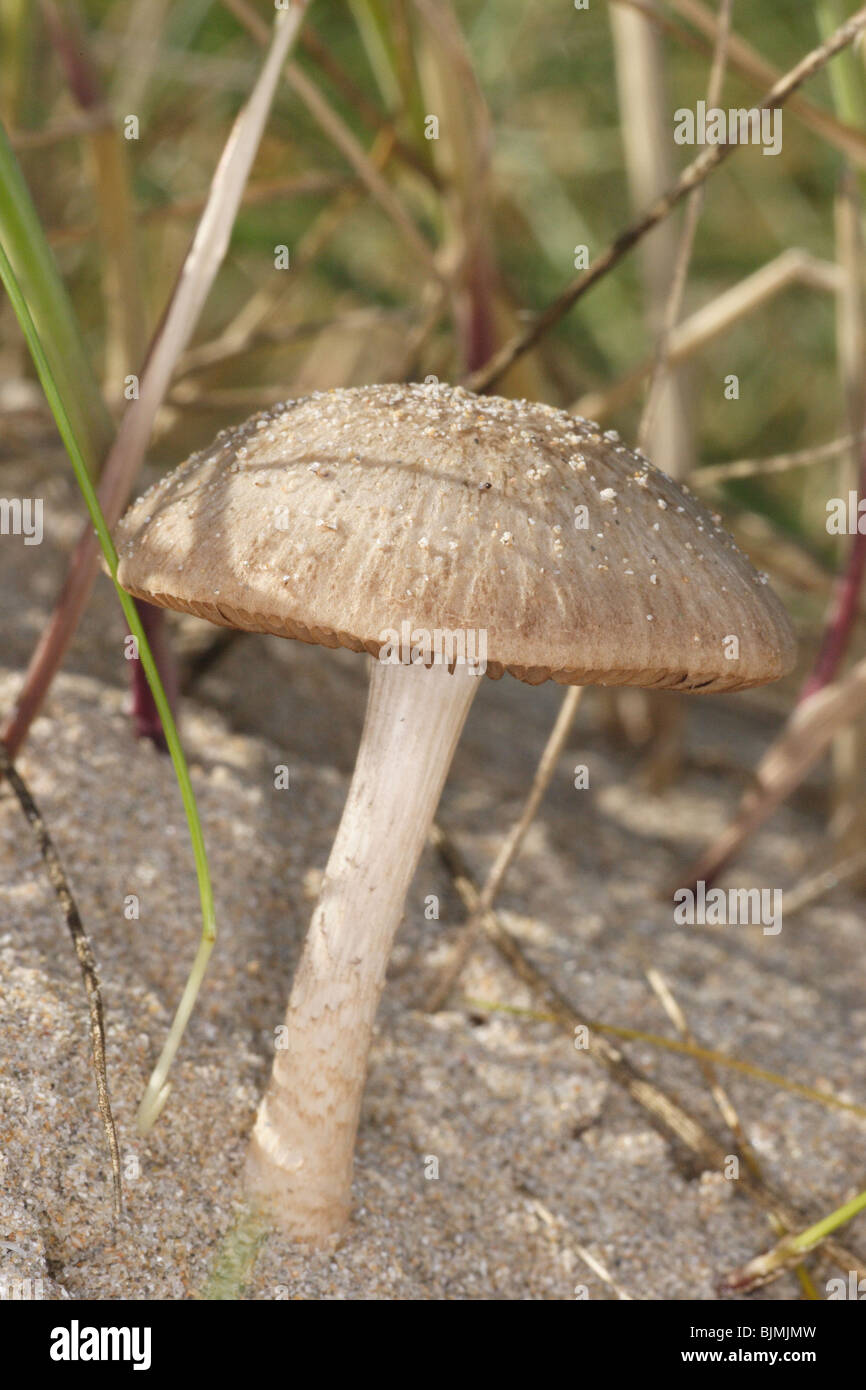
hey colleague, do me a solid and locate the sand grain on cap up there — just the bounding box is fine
[114,382,795,691]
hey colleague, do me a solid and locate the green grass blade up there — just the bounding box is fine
[817,0,866,136]
[0,121,113,472]
[0,234,216,1132]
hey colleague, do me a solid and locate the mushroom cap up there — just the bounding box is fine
[114,382,795,691]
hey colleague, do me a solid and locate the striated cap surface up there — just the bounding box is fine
[114,382,796,689]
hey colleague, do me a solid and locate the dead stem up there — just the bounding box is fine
[425,686,583,1011]
[2,2,310,764]
[430,821,866,1284]
[466,4,866,393]
[636,0,733,455]
[646,967,819,1299]
[0,741,122,1219]
[693,432,866,486]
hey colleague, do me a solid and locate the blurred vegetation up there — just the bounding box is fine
[0,1,863,572]
[3,2,866,1288]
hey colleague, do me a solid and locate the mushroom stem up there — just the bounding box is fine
[246,655,479,1240]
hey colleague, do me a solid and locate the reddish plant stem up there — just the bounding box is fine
[5,0,307,763]
[40,0,102,108]
[462,236,496,376]
[130,602,178,750]
[676,437,866,892]
[799,505,866,702]
[800,405,866,700]
[4,524,97,758]
[37,1,175,750]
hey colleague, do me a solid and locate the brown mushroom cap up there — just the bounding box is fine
[114,382,795,690]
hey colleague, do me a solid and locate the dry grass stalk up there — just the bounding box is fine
[7,109,112,149]
[661,0,866,165]
[575,250,842,422]
[637,0,733,458]
[40,1,146,398]
[825,174,866,848]
[784,846,866,918]
[0,743,122,1218]
[466,6,866,394]
[425,685,583,1012]
[49,173,349,251]
[431,822,866,1282]
[677,650,866,889]
[610,1,693,479]
[646,967,819,1299]
[2,3,310,761]
[693,433,865,486]
[223,0,444,283]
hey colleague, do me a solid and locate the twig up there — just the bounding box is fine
[8,109,113,149]
[425,686,582,1011]
[300,20,437,188]
[693,433,865,486]
[573,1241,633,1299]
[784,846,866,918]
[659,0,866,166]
[463,997,866,1120]
[223,0,445,283]
[722,1188,866,1294]
[2,2,310,763]
[647,967,760,1177]
[646,966,818,1299]
[801,437,866,702]
[575,250,842,422]
[525,1196,634,1300]
[466,5,866,393]
[676,651,866,890]
[0,742,122,1218]
[430,822,866,1280]
[637,0,733,455]
[49,172,348,249]
[801,174,866,705]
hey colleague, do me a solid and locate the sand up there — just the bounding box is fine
[1,449,865,1300]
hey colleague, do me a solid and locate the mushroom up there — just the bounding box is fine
[113,381,795,1241]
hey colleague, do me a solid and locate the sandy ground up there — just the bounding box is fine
[1,445,865,1300]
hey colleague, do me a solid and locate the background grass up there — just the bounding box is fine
[0,3,852,508]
